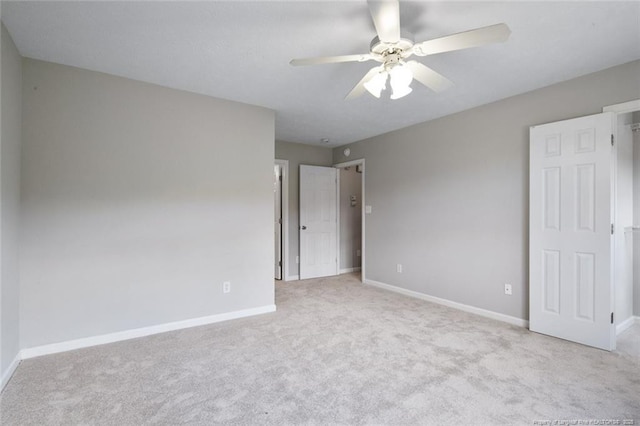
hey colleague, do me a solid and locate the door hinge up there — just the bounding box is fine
[611,223,615,235]
[611,134,614,146]
[279,175,283,182]
[278,218,282,224]
[611,312,614,324]
[278,260,282,267]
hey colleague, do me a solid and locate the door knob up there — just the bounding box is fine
[301,226,307,230]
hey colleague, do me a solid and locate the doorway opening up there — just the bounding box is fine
[274,160,289,281]
[604,100,640,339]
[335,159,366,282]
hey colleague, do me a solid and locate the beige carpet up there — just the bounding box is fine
[1,273,639,425]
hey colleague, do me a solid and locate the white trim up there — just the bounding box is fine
[339,267,361,274]
[334,159,365,283]
[334,159,364,169]
[275,159,290,281]
[285,274,299,281]
[603,99,640,114]
[364,279,529,328]
[616,315,638,335]
[1,352,21,392]
[21,305,276,360]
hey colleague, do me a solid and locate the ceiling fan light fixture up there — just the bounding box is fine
[389,62,413,100]
[390,85,412,100]
[364,69,388,98]
[290,1,511,101]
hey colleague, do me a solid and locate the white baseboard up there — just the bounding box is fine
[364,279,529,328]
[1,352,21,392]
[21,304,277,360]
[285,275,299,281]
[616,315,638,335]
[340,267,361,274]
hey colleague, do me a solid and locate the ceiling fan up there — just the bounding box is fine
[290,0,511,100]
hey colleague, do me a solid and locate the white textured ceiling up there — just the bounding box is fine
[3,1,640,146]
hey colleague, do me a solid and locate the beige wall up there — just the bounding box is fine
[20,59,275,348]
[275,140,332,279]
[1,22,22,380]
[333,60,640,321]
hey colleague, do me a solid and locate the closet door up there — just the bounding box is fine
[529,112,615,350]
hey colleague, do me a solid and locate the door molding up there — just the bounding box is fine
[275,159,290,281]
[334,159,366,282]
[603,99,640,114]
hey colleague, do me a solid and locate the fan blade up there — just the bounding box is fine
[413,23,511,56]
[368,0,401,44]
[406,61,453,93]
[345,67,381,100]
[290,54,372,67]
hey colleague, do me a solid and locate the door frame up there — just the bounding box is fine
[334,159,366,282]
[603,99,640,115]
[275,159,290,281]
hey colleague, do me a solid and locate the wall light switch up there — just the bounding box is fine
[365,205,372,214]
[397,264,403,273]
[504,284,512,296]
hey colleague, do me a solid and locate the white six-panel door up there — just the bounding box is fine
[530,112,615,351]
[300,165,338,280]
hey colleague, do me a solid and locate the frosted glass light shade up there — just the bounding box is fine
[390,85,412,100]
[364,71,388,98]
[389,63,413,100]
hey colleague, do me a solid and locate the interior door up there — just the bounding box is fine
[529,112,615,351]
[300,165,338,279]
[274,164,282,280]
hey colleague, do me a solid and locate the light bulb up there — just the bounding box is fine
[389,63,413,100]
[364,70,388,98]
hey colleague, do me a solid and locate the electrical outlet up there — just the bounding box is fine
[356,249,361,257]
[397,264,403,273]
[223,281,231,294]
[504,283,512,296]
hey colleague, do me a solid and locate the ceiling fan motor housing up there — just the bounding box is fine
[369,30,414,61]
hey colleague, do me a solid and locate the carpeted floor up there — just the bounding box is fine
[1,273,639,425]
